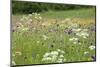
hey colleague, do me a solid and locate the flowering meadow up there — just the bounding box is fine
[12,7,96,66]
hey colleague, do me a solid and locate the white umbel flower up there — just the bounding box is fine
[89,45,95,50]
[84,51,89,55]
[12,61,16,65]
[51,51,59,56]
[59,55,64,58]
[43,52,50,57]
[72,28,81,32]
[42,49,66,63]
[57,49,61,52]
[42,57,52,61]
[69,37,78,41]
[42,35,48,40]
[73,42,77,44]
[57,59,63,63]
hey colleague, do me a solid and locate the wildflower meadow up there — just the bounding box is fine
[12,1,96,66]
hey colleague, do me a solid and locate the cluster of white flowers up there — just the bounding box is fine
[20,12,42,22]
[71,26,89,39]
[67,21,89,39]
[21,27,29,31]
[76,29,89,38]
[42,35,49,40]
[12,61,16,65]
[20,15,29,22]
[83,45,95,55]
[42,49,66,63]
[68,23,89,45]
[68,23,79,29]
[37,41,40,44]
[32,12,42,20]
[69,37,81,44]
[69,37,78,41]
[89,45,95,50]
[84,51,89,55]
[16,12,42,32]
[72,28,81,32]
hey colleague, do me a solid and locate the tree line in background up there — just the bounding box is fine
[12,1,94,14]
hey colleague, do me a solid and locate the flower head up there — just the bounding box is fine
[42,35,48,40]
[42,49,66,63]
[89,45,95,50]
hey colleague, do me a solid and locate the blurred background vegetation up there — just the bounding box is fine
[12,1,95,14]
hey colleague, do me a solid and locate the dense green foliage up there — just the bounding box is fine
[12,1,94,14]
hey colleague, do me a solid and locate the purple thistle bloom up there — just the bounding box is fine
[90,25,96,32]
[64,29,72,34]
[91,28,96,32]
